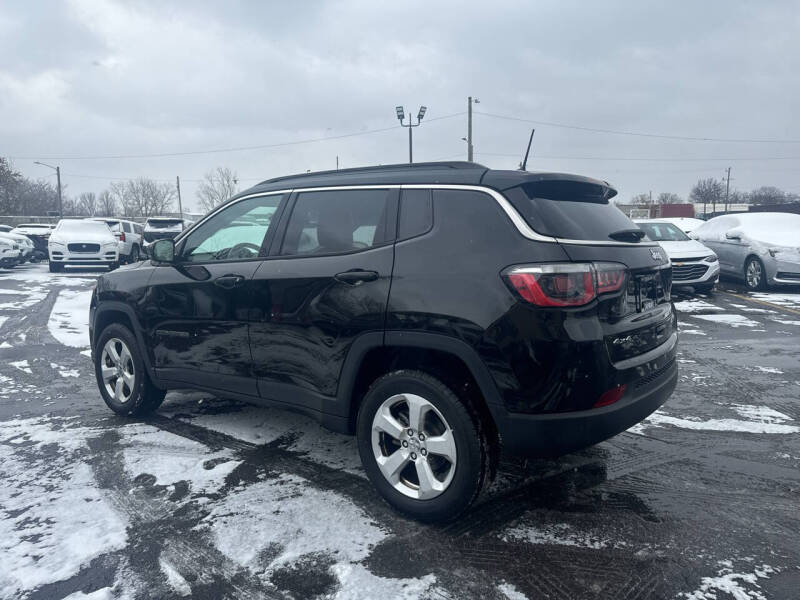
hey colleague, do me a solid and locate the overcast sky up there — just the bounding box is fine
[2,0,799,212]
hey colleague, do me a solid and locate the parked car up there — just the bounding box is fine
[0,230,34,263]
[0,224,13,233]
[89,162,677,521]
[691,212,800,290]
[651,217,707,234]
[91,218,144,264]
[12,223,54,262]
[142,217,192,254]
[48,219,120,272]
[0,234,21,268]
[635,219,719,294]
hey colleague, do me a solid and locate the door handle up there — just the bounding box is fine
[334,269,379,284]
[214,274,245,289]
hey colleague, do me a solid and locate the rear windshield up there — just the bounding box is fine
[505,180,637,241]
[146,219,183,229]
[637,222,690,242]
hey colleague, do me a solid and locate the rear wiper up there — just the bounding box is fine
[609,229,645,242]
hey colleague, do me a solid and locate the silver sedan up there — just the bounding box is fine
[691,212,800,290]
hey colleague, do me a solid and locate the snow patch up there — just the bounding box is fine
[682,562,777,600]
[680,329,707,336]
[331,564,437,600]
[47,288,93,348]
[674,299,723,313]
[752,365,783,374]
[0,416,128,598]
[501,522,619,550]
[9,359,31,373]
[693,313,761,328]
[203,473,387,570]
[498,582,530,600]
[637,410,797,434]
[159,558,192,596]
[771,318,800,326]
[120,423,240,496]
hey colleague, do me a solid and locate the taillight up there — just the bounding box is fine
[504,262,627,307]
[118,232,126,242]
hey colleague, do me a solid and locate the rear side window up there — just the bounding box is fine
[398,189,433,240]
[504,180,636,241]
[280,189,393,256]
[123,222,131,233]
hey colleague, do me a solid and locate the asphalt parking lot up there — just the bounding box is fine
[1,263,799,600]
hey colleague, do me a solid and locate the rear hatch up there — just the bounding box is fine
[502,177,674,364]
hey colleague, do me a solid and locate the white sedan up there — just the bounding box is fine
[635,219,720,294]
[48,220,120,272]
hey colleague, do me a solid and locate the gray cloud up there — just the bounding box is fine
[2,0,799,210]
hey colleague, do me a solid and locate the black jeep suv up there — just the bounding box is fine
[90,162,677,521]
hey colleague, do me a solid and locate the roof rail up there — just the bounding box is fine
[256,161,486,186]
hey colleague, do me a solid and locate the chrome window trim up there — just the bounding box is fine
[182,183,657,248]
[172,189,292,244]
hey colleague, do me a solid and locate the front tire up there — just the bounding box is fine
[356,370,493,522]
[744,256,766,291]
[94,323,165,416]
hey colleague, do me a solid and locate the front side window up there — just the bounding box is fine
[280,189,392,256]
[181,194,283,262]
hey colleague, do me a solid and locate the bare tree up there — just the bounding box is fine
[657,192,683,204]
[631,193,650,204]
[98,189,117,216]
[690,178,725,215]
[77,192,98,216]
[196,167,239,213]
[109,178,174,217]
[748,186,791,205]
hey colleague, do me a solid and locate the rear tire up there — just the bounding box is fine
[744,256,766,291]
[49,262,63,273]
[94,323,166,416]
[356,370,493,522]
[130,245,140,263]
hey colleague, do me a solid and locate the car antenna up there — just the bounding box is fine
[519,128,535,171]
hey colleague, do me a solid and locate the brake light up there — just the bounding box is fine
[594,384,627,408]
[118,231,126,242]
[504,263,627,307]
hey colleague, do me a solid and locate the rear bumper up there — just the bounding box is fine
[491,336,678,457]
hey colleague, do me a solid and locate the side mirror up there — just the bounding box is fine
[151,238,175,263]
[724,231,741,241]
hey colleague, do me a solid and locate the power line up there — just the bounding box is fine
[476,151,800,162]
[8,112,466,161]
[474,111,800,144]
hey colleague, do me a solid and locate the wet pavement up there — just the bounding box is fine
[1,263,799,599]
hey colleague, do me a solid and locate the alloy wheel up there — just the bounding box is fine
[371,393,457,500]
[100,338,135,403]
[746,259,762,289]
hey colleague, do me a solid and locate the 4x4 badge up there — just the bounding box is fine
[650,248,662,261]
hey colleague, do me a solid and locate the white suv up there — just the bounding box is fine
[91,218,144,263]
[48,219,119,272]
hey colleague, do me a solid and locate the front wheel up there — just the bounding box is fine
[94,323,165,416]
[356,370,494,522]
[744,257,766,291]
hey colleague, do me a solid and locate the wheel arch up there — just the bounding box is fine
[92,302,162,386]
[337,331,503,434]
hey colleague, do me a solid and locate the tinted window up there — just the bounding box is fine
[182,194,283,262]
[280,189,392,256]
[398,189,433,239]
[504,181,637,241]
[123,222,132,233]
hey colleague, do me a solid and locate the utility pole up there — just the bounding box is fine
[395,105,427,164]
[176,176,184,219]
[723,167,731,214]
[336,156,339,171]
[34,161,63,218]
[56,166,62,219]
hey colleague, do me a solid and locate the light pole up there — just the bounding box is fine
[34,161,62,218]
[466,96,479,161]
[396,105,427,163]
